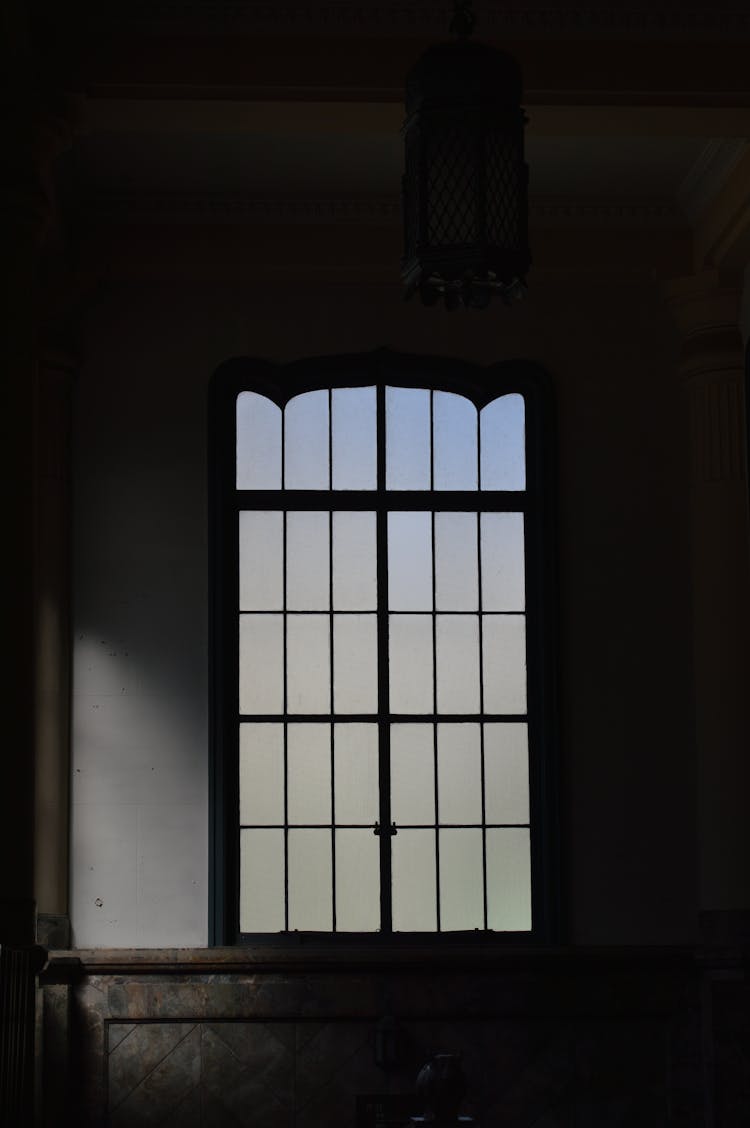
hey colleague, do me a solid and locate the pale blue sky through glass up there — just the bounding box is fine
[386,387,430,489]
[236,392,281,489]
[433,391,477,490]
[480,393,525,490]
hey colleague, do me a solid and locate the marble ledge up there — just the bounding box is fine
[40,944,710,979]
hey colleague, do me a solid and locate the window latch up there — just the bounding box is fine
[373,821,398,837]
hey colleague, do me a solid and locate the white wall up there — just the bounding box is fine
[70,287,224,946]
[71,276,696,946]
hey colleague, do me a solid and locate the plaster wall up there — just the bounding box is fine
[70,273,695,946]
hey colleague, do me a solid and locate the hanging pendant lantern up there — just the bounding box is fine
[401,1,531,310]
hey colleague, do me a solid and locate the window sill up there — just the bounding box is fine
[43,943,697,980]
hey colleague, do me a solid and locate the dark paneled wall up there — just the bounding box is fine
[39,947,739,1127]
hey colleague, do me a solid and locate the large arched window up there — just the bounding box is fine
[210,350,558,943]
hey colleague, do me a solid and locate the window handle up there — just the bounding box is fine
[373,822,398,837]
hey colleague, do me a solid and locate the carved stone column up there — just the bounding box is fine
[667,270,750,942]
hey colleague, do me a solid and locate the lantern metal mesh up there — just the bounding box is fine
[401,40,530,309]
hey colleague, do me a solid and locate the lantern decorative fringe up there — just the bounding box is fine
[401,19,531,310]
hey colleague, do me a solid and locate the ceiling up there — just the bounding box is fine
[38,1,750,284]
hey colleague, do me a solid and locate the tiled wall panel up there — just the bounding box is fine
[39,950,714,1127]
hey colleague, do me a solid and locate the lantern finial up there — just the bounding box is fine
[449,0,476,39]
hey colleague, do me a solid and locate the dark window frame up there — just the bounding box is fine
[209,348,560,946]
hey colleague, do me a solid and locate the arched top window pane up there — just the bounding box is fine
[332,386,377,490]
[433,391,478,491]
[480,393,526,491]
[386,387,431,490]
[284,389,329,489]
[238,386,526,494]
[236,392,281,490]
[238,387,379,492]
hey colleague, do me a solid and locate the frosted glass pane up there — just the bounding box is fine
[239,511,283,611]
[480,393,525,490]
[239,723,284,825]
[439,829,484,931]
[332,387,377,490]
[287,614,330,714]
[288,829,332,930]
[386,387,431,490]
[335,830,380,931]
[285,390,329,489]
[240,829,284,932]
[486,828,531,930]
[392,829,437,931]
[484,724,529,824]
[333,615,377,714]
[333,512,376,610]
[391,724,435,826]
[388,512,432,611]
[435,513,478,611]
[436,615,480,713]
[433,392,478,491]
[334,723,379,824]
[286,511,330,611]
[287,723,331,825]
[437,724,481,824]
[481,513,525,611]
[239,614,283,714]
[237,392,281,490]
[482,615,527,713]
[389,615,434,714]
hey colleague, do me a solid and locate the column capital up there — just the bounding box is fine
[663,268,742,340]
[663,270,744,389]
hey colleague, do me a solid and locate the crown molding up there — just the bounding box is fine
[81,193,402,225]
[678,139,749,222]
[81,191,686,229]
[91,3,750,39]
[531,197,685,227]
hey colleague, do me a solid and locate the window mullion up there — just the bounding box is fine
[281,392,289,933]
[282,513,289,932]
[430,392,441,933]
[376,384,393,932]
[328,393,337,932]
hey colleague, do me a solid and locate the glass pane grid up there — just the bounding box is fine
[236,382,531,936]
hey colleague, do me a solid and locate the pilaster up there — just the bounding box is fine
[0,93,75,1123]
[666,270,750,938]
